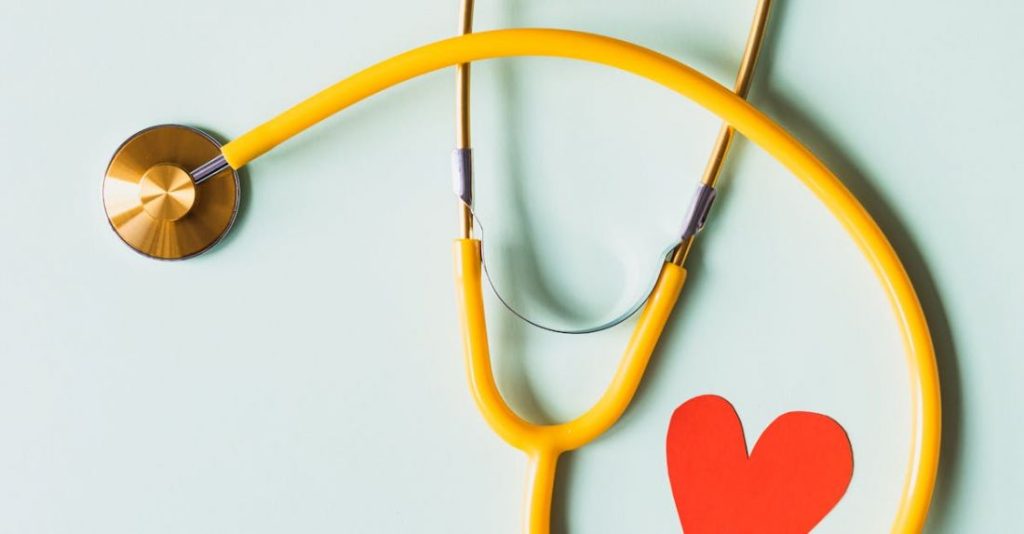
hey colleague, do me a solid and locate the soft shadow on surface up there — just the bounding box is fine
[485,3,747,429]
[550,452,576,534]
[488,54,562,426]
[750,1,963,530]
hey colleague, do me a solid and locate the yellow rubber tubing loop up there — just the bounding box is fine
[220,29,939,533]
[456,241,687,533]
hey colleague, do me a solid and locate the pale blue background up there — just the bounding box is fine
[0,0,1020,532]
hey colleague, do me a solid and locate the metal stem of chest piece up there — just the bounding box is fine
[190,154,230,185]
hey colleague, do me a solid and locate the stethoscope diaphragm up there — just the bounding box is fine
[102,124,240,260]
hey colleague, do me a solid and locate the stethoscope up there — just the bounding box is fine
[101,2,941,532]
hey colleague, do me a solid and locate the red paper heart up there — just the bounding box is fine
[666,395,853,534]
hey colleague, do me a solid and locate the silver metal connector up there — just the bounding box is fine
[190,154,230,185]
[679,183,717,238]
[451,148,473,207]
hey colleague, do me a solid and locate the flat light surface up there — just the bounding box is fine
[0,0,1019,532]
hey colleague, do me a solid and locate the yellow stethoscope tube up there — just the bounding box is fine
[456,239,687,532]
[217,29,939,533]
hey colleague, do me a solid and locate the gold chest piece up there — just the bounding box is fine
[102,125,239,260]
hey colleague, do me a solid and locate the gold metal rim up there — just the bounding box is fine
[102,124,240,260]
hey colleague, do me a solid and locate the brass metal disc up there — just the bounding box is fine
[103,125,239,260]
